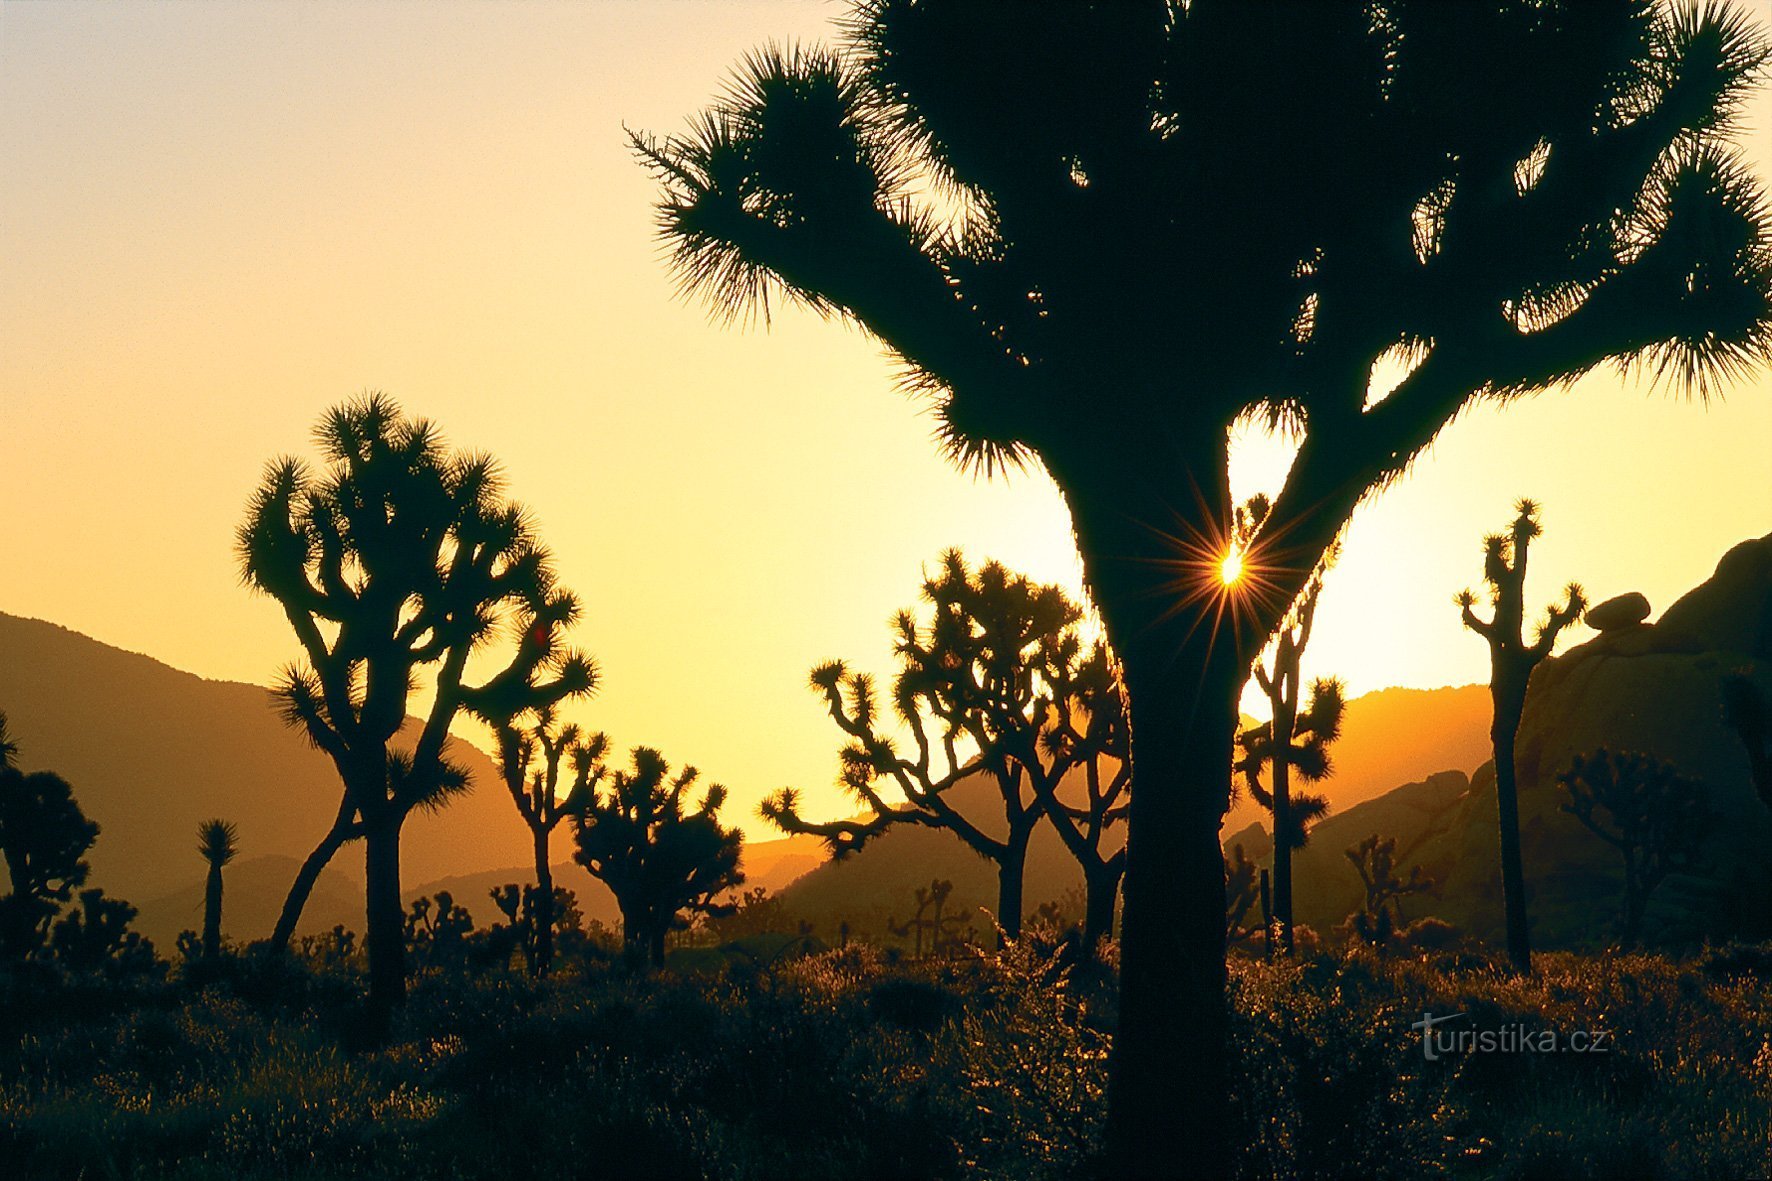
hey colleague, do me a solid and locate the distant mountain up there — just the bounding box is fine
[1222,682,1492,837]
[0,613,831,947]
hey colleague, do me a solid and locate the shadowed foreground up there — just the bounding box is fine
[3,939,1770,1180]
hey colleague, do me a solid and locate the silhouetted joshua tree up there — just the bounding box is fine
[1559,748,1712,944]
[50,888,159,976]
[0,725,99,961]
[1036,642,1132,946]
[638,3,1772,1168]
[763,552,1124,945]
[1458,499,1586,972]
[196,819,238,959]
[240,394,593,1027]
[1722,675,1771,809]
[1344,834,1436,949]
[888,877,970,959]
[1235,552,1344,953]
[478,707,608,975]
[573,746,744,967]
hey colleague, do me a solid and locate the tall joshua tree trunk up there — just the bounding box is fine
[203,859,225,957]
[363,810,407,1027]
[1055,441,1243,1180]
[1270,692,1297,951]
[532,827,555,975]
[995,830,1030,947]
[1082,859,1121,947]
[1490,669,1532,969]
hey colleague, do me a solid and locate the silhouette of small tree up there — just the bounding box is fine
[239,394,593,1027]
[0,724,99,961]
[640,4,1772,1167]
[487,882,588,972]
[763,552,1126,945]
[1558,748,1712,944]
[887,878,969,959]
[478,708,607,975]
[195,819,238,959]
[50,888,159,976]
[404,891,474,969]
[1722,675,1770,809]
[573,746,744,967]
[1344,834,1436,949]
[1458,499,1586,971]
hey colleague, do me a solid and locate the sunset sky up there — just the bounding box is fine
[4,1,1770,836]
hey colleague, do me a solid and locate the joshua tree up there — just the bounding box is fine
[762,552,1124,944]
[240,394,593,1025]
[1458,499,1586,971]
[573,746,744,967]
[0,749,99,961]
[1722,675,1771,808]
[1559,748,1712,944]
[196,819,238,958]
[50,888,158,976]
[1037,642,1132,947]
[1235,555,1344,952]
[888,877,969,959]
[1344,833,1437,949]
[637,3,1772,1167]
[480,708,608,975]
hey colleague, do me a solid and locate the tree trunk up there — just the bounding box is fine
[650,926,666,969]
[270,816,354,952]
[363,813,407,1033]
[532,827,555,976]
[996,838,1027,946]
[1082,861,1120,947]
[1271,696,1296,955]
[1106,653,1238,1180]
[1491,676,1532,972]
[1045,435,1247,1180]
[202,863,223,958]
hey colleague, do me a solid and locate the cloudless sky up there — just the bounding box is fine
[4,1,1770,835]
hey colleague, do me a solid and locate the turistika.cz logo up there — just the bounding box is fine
[1411,1011,1612,1061]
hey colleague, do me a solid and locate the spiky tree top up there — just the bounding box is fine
[640,1,1772,589]
[574,747,745,926]
[238,394,595,824]
[761,550,1121,856]
[482,707,610,833]
[196,820,238,870]
[1457,499,1587,670]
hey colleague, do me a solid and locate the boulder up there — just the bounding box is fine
[1585,591,1651,632]
[1513,533,1772,942]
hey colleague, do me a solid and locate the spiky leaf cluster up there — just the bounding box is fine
[238,393,595,824]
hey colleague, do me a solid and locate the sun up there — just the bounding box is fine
[1219,548,1244,587]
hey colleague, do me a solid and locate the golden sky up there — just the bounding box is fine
[3,1,1770,836]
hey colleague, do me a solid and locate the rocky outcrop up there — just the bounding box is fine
[1513,533,1772,940]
